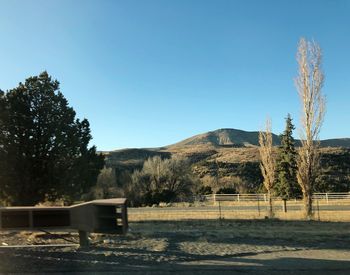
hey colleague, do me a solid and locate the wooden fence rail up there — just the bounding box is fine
[203,193,350,203]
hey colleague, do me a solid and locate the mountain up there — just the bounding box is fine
[166,128,350,149]
[104,128,350,193]
[320,138,350,148]
[167,128,279,148]
[104,128,350,172]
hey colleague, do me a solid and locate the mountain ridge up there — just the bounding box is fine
[165,128,350,149]
[104,128,350,192]
[167,128,279,149]
[105,128,350,153]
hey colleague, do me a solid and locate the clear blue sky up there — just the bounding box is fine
[0,0,349,150]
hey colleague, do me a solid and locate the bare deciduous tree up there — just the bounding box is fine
[259,118,275,218]
[93,168,120,199]
[295,38,326,220]
[128,155,197,206]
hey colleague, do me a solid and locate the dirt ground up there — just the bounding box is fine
[0,219,350,274]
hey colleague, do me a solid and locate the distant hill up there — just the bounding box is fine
[167,128,280,148]
[104,128,350,193]
[320,138,350,148]
[104,128,350,172]
[166,128,350,149]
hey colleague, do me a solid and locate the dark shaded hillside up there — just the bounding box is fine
[105,148,171,168]
[315,148,350,192]
[320,138,350,148]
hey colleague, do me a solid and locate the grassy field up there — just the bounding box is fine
[129,202,350,222]
[130,210,350,222]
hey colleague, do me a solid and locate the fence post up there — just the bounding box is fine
[264,194,267,202]
[237,194,240,202]
[282,199,287,213]
[326,193,329,204]
[214,193,216,205]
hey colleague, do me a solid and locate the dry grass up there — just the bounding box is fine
[129,206,350,222]
[129,210,350,222]
[214,147,260,163]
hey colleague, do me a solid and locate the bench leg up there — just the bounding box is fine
[78,230,89,247]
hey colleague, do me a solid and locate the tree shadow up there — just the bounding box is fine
[0,219,349,273]
[129,219,350,250]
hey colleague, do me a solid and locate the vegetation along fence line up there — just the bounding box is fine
[204,193,350,203]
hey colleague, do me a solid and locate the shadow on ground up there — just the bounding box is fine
[0,219,349,274]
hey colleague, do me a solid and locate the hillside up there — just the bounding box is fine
[105,128,350,169]
[104,128,350,193]
[167,128,280,148]
[319,138,350,148]
[167,128,350,149]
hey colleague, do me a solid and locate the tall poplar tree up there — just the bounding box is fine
[274,114,301,199]
[295,38,325,219]
[259,118,275,218]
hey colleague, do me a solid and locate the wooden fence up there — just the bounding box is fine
[203,192,350,203]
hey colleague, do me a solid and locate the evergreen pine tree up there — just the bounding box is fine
[0,72,104,205]
[275,114,301,199]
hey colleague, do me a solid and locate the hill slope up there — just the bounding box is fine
[167,128,279,148]
[104,128,350,173]
[166,128,350,149]
[104,128,350,193]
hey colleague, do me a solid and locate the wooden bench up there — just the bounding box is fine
[0,198,128,247]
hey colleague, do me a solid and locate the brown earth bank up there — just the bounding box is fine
[0,219,350,274]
